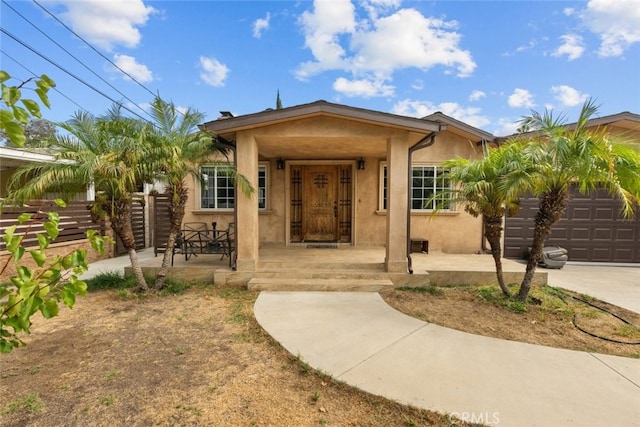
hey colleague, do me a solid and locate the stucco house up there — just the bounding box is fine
[178,100,494,274]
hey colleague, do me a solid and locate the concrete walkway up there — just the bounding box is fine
[254,291,640,426]
[546,263,640,313]
[81,252,639,425]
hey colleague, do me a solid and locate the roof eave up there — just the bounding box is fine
[203,100,443,135]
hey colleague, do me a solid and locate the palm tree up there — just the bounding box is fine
[8,109,151,290]
[144,97,253,289]
[443,142,528,296]
[512,99,640,301]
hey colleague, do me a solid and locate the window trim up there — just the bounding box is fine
[378,162,453,212]
[199,163,268,211]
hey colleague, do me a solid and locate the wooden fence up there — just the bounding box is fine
[0,200,106,251]
[114,197,147,256]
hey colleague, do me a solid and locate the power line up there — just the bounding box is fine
[31,0,158,100]
[2,0,153,121]
[0,48,88,116]
[1,28,152,123]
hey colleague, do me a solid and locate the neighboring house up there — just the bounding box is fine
[180,100,492,273]
[502,111,640,263]
[0,146,59,198]
[0,146,148,261]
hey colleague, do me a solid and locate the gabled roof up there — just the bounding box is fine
[422,112,495,143]
[497,111,640,143]
[202,100,445,137]
[563,111,640,131]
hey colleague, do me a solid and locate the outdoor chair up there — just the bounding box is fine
[171,222,236,267]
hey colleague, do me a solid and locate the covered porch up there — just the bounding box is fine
[132,245,548,290]
[201,101,446,275]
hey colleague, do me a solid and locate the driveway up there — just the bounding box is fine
[544,263,639,313]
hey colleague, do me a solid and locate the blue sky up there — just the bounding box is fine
[2,0,639,136]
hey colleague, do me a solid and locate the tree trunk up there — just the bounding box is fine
[517,189,568,301]
[484,215,510,297]
[154,183,189,289]
[109,198,148,291]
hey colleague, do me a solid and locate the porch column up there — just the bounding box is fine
[385,134,409,273]
[235,133,259,271]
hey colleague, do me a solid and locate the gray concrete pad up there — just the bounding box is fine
[545,264,640,313]
[254,292,425,376]
[254,291,640,427]
[79,248,156,280]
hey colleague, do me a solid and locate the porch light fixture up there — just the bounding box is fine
[357,158,366,170]
[277,158,285,170]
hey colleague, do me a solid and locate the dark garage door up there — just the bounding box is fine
[504,188,640,263]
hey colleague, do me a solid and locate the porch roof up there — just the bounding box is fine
[203,100,443,137]
[202,100,450,159]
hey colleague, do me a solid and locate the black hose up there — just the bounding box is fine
[568,294,640,345]
[547,285,640,345]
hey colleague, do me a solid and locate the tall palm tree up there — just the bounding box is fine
[145,97,253,289]
[512,99,640,301]
[8,109,151,290]
[443,142,528,296]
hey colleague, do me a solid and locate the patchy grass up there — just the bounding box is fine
[1,285,466,426]
[383,283,640,358]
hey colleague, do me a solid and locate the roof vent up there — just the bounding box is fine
[219,111,234,119]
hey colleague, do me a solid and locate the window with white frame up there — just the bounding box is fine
[380,164,451,211]
[200,164,267,210]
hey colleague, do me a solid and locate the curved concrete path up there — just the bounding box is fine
[254,292,640,427]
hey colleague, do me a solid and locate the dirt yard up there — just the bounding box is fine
[1,282,638,426]
[1,286,470,427]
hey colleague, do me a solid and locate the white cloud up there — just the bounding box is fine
[508,88,536,108]
[55,0,156,51]
[411,79,424,91]
[350,9,476,77]
[552,34,585,60]
[296,1,476,96]
[492,118,520,137]
[581,0,640,57]
[392,99,490,129]
[551,85,589,106]
[199,56,229,87]
[333,77,394,97]
[112,54,153,83]
[469,90,486,102]
[296,0,356,79]
[253,12,271,38]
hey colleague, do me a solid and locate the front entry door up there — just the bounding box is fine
[302,165,338,241]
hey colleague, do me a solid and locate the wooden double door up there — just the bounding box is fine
[290,164,352,243]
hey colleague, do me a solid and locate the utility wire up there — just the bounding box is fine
[0,48,88,115]
[1,28,152,123]
[31,0,158,100]
[2,0,154,121]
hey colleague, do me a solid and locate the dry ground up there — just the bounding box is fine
[0,285,472,427]
[1,281,638,426]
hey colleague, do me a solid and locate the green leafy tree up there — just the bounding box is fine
[511,99,640,301]
[145,96,253,289]
[443,142,529,297]
[1,199,107,352]
[0,71,55,148]
[276,90,283,109]
[0,118,57,147]
[8,107,151,290]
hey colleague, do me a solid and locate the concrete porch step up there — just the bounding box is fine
[257,261,385,271]
[247,277,394,292]
[253,270,390,280]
